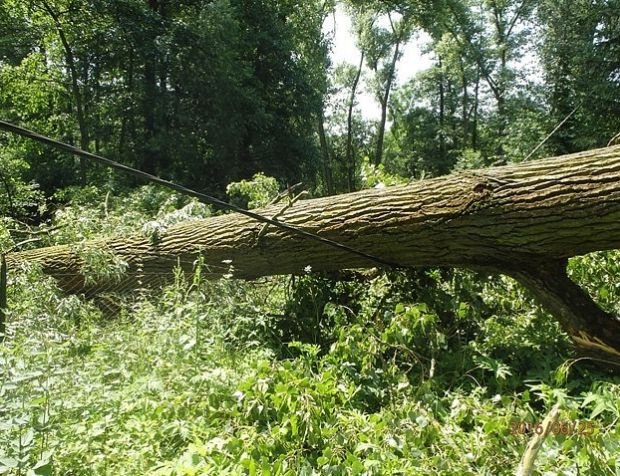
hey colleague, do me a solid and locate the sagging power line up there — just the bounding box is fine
[0,119,399,269]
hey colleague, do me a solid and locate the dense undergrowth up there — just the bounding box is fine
[2,185,620,475]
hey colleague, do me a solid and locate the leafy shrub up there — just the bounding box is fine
[359,157,407,189]
[226,173,279,209]
[51,185,213,245]
[0,148,46,221]
[3,181,620,475]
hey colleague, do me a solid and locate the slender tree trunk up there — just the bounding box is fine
[472,67,480,150]
[318,108,334,194]
[459,56,469,145]
[41,0,89,183]
[495,50,507,162]
[142,0,163,175]
[8,146,620,364]
[0,256,6,342]
[490,0,515,162]
[438,56,447,164]
[119,46,135,160]
[374,38,401,167]
[346,51,364,192]
[94,51,101,154]
[143,59,158,174]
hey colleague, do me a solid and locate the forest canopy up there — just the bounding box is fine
[1,0,618,208]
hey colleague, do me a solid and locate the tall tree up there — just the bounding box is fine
[348,4,412,166]
[346,51,365,191]
[440,0,536,163]
[538,0,620,154]
[371,13,408,166]
[322,60,372,192]
[357,0,547,174]
[38,0,91,182]
[0,0,331,196]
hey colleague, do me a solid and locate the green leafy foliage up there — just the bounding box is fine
[0,0,329,198]
[226,173,280,210]
[359,157,408,188]
[568,250,620,315]
[2,1,620,474]
[49,185,213,245]
[75,245,128,286]
[1,192,620,474]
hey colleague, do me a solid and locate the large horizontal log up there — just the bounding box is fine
[7,145,620,361]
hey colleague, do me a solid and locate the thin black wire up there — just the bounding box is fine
[523,106,580,161]
[0,120,398,268]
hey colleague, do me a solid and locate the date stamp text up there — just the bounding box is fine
[510,420,596,436]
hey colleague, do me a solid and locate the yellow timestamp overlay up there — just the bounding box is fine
[510,420,597,436]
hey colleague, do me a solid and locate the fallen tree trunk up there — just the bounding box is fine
[7,145,620,361]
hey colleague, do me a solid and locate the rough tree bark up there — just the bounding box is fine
[7,146,620,361]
